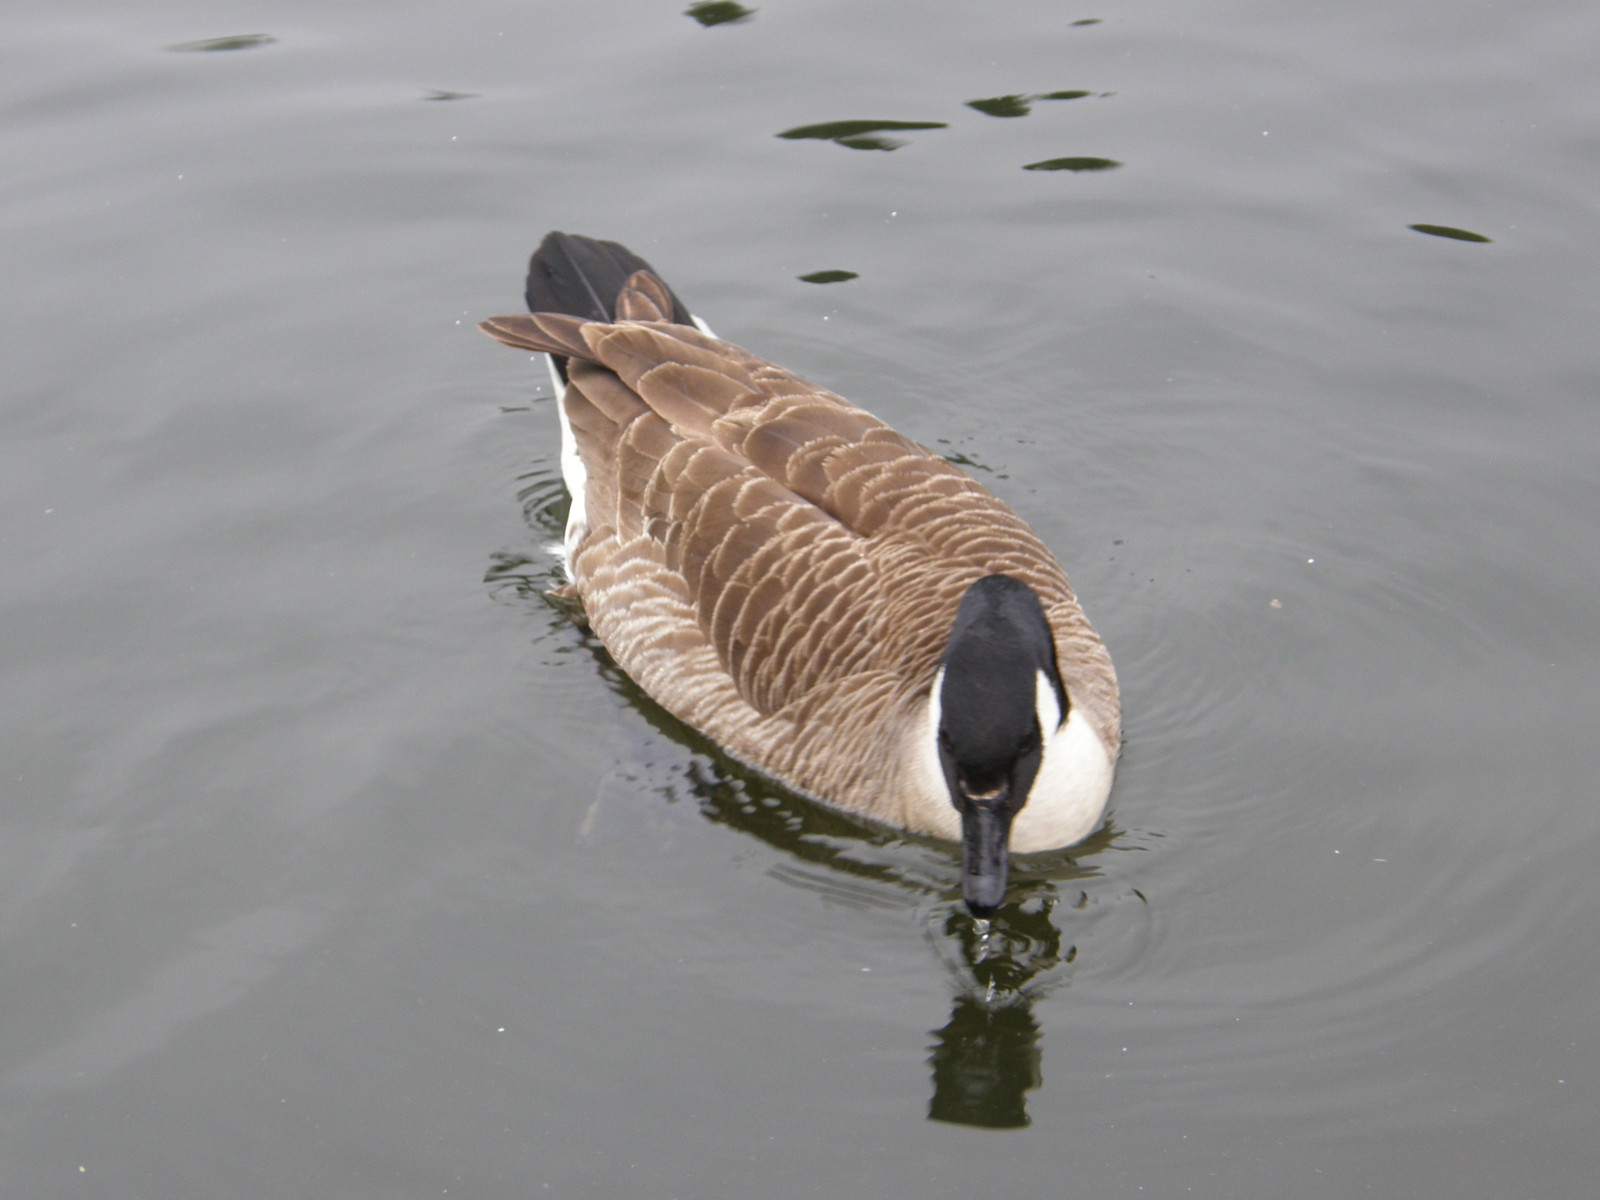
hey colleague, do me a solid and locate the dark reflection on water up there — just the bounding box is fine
[967,91,1092,118]
[926,897,1091,1128]
[167,33,277,53]
[776,119,947,152]
[929,998,1041,1128]
[421,89,479,102]
[685,0,756,26]
[969,95,1034,119]
[936,445,1009,479]
[1409,223,1492,243]
[939,895,1078,996]
[1023,155,1122,172]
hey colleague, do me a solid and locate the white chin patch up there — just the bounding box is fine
[1011,699,1113,853]
[1034,670,1062,733]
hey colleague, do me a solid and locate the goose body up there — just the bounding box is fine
[482,233,1119,912]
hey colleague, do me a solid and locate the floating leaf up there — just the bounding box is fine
[685,1,756,26]
[1409,223,1492,243]
[798,270,859,284]
[1039,90,1091,101]
[168,33,276,52]
[1023,156,1122,172]
[1071,18,1102,26]
[777,119,947,151]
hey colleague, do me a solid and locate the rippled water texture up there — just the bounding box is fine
[4,2,1599,1196]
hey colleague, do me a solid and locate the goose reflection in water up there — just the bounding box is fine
[698,755,1109,1130]
[681,735,1105,1130]
[925,882,1091,1128]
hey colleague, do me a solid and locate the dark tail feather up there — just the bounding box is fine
[524,232,694,325]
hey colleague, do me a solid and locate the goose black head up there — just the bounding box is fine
[934,574,1069,916]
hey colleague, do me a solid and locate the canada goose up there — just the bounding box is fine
[481,233,1119,914]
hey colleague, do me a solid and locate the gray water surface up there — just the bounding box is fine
[4,2,1599,1196]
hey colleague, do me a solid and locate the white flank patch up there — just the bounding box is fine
[546,315,707,576]
[546,353,587,573]
[1033,669,1062,734]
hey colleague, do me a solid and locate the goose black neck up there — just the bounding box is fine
[938,576,1064,785]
